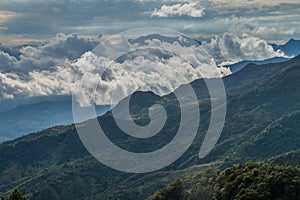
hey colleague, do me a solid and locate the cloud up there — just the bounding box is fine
[229,18,296,38]
[0,33,102,100]
[202,32,285,66]
[0,32,286,105]
[184,23,194,30]
[0,10,21,23]
[1,33,101,74]
[151,2,205,18]
[208,0,300,9]
[0,32,219,105]
[0,0,299,44]
[0,51,17,71]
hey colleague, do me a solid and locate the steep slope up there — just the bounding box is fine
[0,124,221,200]
[223,54,300,91]
[148,162,300,200]
[201,65,300,167]
[0,57,299,199]
[234,110,300,162]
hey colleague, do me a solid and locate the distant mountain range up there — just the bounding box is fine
[0,99,110,142]
[0,55,299,199]
[271,39,300,57]
[225,39,300,73]
[226,57,290,73]
[0,37,299,143]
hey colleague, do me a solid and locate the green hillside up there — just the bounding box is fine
[0,56,300,199]
[148,162,300,200]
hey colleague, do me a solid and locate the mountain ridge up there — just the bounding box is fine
[0,56,299,199]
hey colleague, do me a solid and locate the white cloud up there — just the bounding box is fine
[0,51,17,71]
[0,31,286,105]
[151,2,205,18]
[202,32,284,66]
[0,33,101,100]
[1,33,101,74]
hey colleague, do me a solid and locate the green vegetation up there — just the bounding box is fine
[0,56,299,199]
[215,162,300,200]
[269,149,300,167]
[148,169,218,200]
[1,188,26,200]
[148,162,300,200]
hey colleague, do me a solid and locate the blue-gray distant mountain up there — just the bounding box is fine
[0,95,71,113]
[226,39,300,73]
[227,57,290,73]
[0,100,110,142]
[271,39,300,57]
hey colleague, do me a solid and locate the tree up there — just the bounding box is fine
[214,162,300,200]
[3,188,26,200]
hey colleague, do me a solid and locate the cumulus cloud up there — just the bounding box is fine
[151,2,205,18]
[0,31,285,105]
[0,51,17,71]
[202,32,284,66]
[1,33,100,74]
[71,51,205,106]
[0,33,101,100]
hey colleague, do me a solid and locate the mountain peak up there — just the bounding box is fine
[286,38,300,45]
[288,38,296,42]
[271,39,300,56]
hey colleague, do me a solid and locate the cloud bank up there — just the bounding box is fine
[0,31,285,105]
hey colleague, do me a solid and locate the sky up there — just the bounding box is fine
[0,0,299,44]
[0,0,299,104]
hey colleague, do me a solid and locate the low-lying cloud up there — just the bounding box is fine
[202,32,284,66]
[0,31,285,105]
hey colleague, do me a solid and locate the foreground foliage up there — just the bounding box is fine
[1,188,25,200]
[149,162,300,200]
[215,162,300,200]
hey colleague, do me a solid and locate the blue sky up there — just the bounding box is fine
[0,0,299,44]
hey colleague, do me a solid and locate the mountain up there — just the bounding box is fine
[0,100,110,142]
[0,95,70,114]
[271,39,300,57]
[223,54,300,91]
[225,39,300,73]
[0,56,299,199]
[128,33,201,47]
[226,56,289,73]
